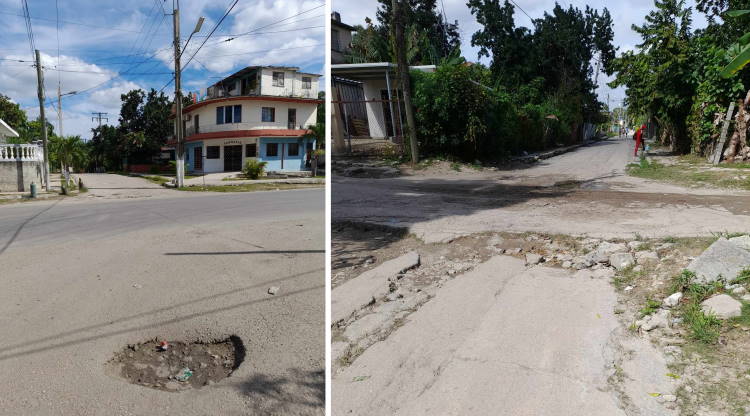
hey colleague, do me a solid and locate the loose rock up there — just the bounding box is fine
[610,253,635,271]
[268,286,280,295]
[701,294,742,319]
[663,292,683,308]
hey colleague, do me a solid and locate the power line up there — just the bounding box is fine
[508,0,533,22]
[181,0,240,71]
[0,10,150,34]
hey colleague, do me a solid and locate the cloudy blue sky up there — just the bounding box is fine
[0,0,325,139]
[333,0,709,108]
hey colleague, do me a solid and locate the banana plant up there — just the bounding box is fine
[721,10,750,78]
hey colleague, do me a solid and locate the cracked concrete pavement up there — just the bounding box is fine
[333,138,750,243]
[0,174,324,415]
[330,137,735,415]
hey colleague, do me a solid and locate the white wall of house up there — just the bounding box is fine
[362,79,389,139]
[259,68,319,99]
[186,99,318,135]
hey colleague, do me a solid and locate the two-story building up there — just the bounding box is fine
[331,12,356,65]
[179,66,321,174]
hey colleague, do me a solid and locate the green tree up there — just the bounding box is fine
[610,0,695,152]
[51,135,89,173]
[0,94,27,135]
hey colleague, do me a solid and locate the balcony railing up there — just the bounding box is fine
[0,144,43,162]
[185,122,308,137]
[206,88,318,100]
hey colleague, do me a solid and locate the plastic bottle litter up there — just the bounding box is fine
[176,367,193,382]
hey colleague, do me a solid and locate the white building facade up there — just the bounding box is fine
[178,66,321,173]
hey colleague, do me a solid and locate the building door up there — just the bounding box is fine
[288,108,296,130]
[224,145,242,171]
[194,147,202,170]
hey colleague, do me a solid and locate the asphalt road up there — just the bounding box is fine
[333,138,750,242]
[0,176,324,415]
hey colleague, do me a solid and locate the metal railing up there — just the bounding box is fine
[0,144,43,162]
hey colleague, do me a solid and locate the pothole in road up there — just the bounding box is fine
[107,335,245,392]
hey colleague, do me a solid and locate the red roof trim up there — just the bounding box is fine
[182,96,321,113]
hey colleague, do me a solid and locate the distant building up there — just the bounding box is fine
[0,118,19,144]
[175,66,321,173]
[331,12,356,65]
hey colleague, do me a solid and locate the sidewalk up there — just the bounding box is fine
[181,172,324,187]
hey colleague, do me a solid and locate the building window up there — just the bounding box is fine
[266,143,278,157]
[206,146,220,159]
[272,72,284,87]
[302,77,312,89]
[332,29,340,51]
[216,105,241,124]
[246,143,257,157]
[262,107,275,122]
[288,142,299,156]
[216,107,224,125]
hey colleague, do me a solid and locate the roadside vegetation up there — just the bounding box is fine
[346,0,616,162]
[627,157,750,189]
[611,0,750,162]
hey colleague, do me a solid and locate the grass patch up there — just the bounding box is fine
[729,302,750,327]
[732,268,750,285]
[177,183,323,192]
[142,175,170,185]
[639,298,662,317]
[450,162,461,172]
[627,158,750,190]
[683,302,722,344]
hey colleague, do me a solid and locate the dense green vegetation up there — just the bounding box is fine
[0,89,175,172]
[346,0,615,161]
[611,0,750,158]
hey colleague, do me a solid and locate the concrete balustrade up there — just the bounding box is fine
[0,144,43,162]
[0,144,44,192]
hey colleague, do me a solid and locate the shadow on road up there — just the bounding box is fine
[232,368,324,413]
[0,199,61,256]
[0,268,324,361]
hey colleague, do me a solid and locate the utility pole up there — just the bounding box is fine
[91,112,109,128]
[57,85,63,137]
[392,0,419,164]
[34,49,50,191]
[172,1,185,188]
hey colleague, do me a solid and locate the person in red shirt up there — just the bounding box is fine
[634,124,646,157]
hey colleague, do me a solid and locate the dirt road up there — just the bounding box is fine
[333,138,750,243]
[0,181,324,415]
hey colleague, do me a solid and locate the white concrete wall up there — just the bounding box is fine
[259,68,319,99]
[186,98,318,135]
[362,79,389,139]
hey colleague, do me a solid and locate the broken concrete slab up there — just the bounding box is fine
[332,251,420,323]
[635,251,659,265]
[525,253,543,265]
[610,253,635,271]
[729,235,750,251]
[701,294,742,319]
[687,238,750,283]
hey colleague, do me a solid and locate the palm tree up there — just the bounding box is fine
[54,136,89,183]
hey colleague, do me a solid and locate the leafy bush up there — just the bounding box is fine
[243,160,268,179]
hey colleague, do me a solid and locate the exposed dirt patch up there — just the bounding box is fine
[107,336,245,392]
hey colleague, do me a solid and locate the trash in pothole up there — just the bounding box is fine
[106,336,245,392]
